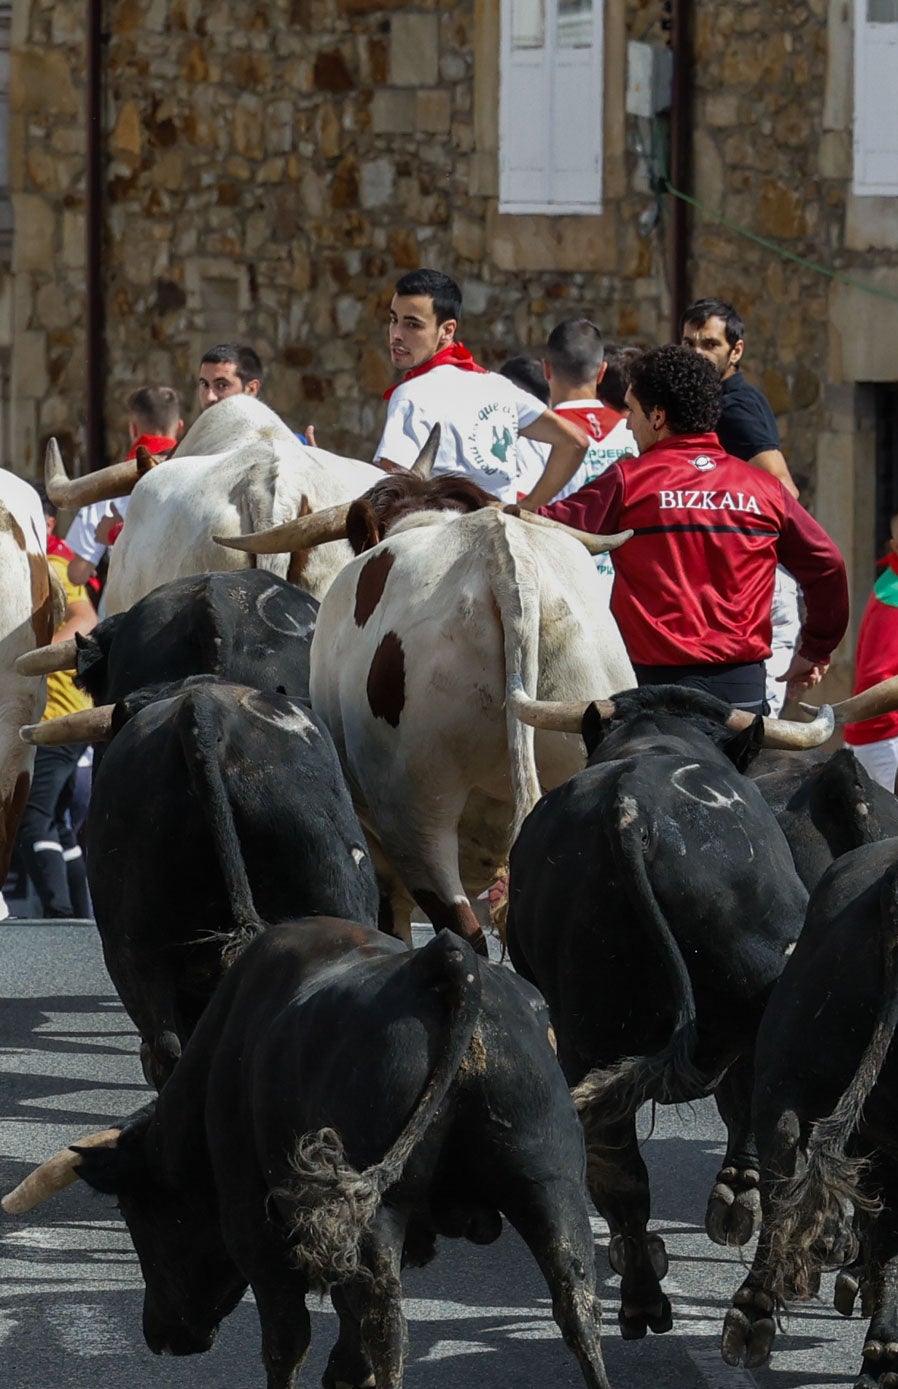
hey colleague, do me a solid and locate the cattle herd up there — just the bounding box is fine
[2,399,898,1387]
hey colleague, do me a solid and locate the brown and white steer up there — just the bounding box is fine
[44,394,384,614]
[218,465,634,953]
[0,470,61,919]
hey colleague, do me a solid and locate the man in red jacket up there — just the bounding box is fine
[529,345,848,713]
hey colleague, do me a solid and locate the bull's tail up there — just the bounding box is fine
[766,861,898,1301]
[573,786,702,1138]
[273,930,483,1288]
[176,690,263,955]
[486,514,543,841]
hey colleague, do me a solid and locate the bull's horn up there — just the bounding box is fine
[799,675,898,728]
[16,638,79,677]
[20,704,116,746]
[44,438,156,509]
[2,1128,120,1214]
[410,424,440,479]
[726,704,836,749]
[507,677,615,733]
[213,501,351,555]
[508,507,633,557]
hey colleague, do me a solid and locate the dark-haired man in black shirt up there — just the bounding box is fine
[681,298,801,712]
[680,298,798,499]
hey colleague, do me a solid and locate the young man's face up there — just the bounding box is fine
[197,360,260,411]
[388,294,456,372]
[681,315,743,380]
[624,387,664,454]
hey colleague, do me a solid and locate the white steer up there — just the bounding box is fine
[219,462,634,954]
[45,396,383,614]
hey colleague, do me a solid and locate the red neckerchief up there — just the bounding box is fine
[47,533,74,563]
[382,341,488,401]
[126,433,177,460]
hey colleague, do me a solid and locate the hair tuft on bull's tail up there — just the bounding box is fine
[176,690,263,951]
[766,861,898,1302]
[273,1128,382,1288]
[272,930,483,1288]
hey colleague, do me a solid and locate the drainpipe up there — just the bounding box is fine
[85,0,106,473]
[668,0,693,341]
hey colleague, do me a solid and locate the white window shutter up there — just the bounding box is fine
[499,0,603,215]
[854,3,898,195]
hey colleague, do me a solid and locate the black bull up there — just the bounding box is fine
[722,838,898,1382]
[5,920,613,1389]
[506,686,810,1340]
[749,743,898,890]
[76,566,318,701]
[86,679,378,1088]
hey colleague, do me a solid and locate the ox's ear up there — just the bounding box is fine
[720,715,765,773]
[72,614,123,700]
[581,701,611,758]
[74,1109,153,1197]
[346,498,381,555]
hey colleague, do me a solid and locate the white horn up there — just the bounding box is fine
[44,440,155,509]
[2,1128,120,1214]
[20,704,116,746]
[16,638,80,677]
[410,424,441,479]
[214,501,351,555]
[507,507,633,557]
[800,675,898,728]
[727,704,836,749]
[507,676,614,733]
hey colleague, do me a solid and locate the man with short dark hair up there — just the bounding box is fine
[536,345,847,713]
[197,343,263,411]
[680,297,797,497]
[374,268,589,502]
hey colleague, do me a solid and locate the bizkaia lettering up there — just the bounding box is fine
[659,489,762,515]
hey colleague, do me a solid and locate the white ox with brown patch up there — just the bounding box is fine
[45,395,383,615]
[0,471,61,919]
[218,461,635,954]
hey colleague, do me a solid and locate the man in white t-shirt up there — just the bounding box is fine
[516,320,638,587]
[374,269,588,503]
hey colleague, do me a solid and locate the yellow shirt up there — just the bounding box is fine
[42,553,93,722]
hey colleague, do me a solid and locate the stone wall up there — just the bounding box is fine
[10,0,670,470]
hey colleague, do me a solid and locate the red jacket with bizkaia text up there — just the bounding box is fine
[540,432,847,668]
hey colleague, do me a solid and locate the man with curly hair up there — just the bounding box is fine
[529,345,847,713]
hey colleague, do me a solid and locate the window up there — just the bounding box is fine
[499,0,604,215]
[854,0,898,194]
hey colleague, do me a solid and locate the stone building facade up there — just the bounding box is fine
[4,0,897,684]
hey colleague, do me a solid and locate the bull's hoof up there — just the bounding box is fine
[834,1268,860,1317]
[705,1168,761,1246]
[721,1288,777,1368]
[856,1338,898,1388]
[618,1293,672,1339]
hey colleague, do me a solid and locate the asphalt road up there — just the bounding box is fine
[0,920,867,1388]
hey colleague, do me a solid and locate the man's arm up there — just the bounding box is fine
[67,556,96,586]
[517,410,589,510]
[53,595,97,646]
[776,492,849,697]
[750,447,799,499]
[536,464,626,535]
